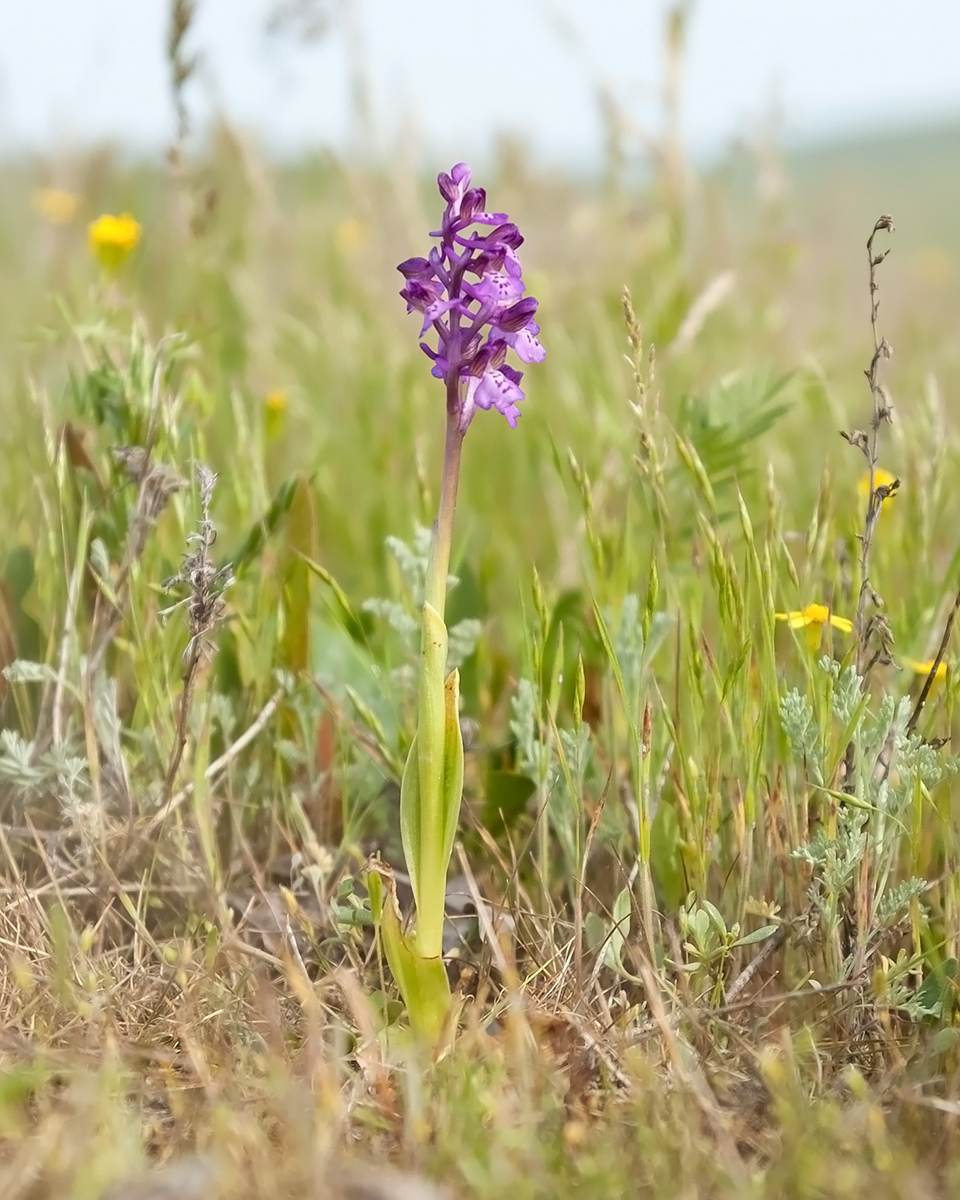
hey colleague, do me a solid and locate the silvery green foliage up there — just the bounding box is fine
[272,668,298,695]
[362,600,481,671]
[553,723,593,858]
[780,688,822,784]
[793,809,868,913]
[510,677,549,782]
[870,948,959,1022]
[91,671,132,808]
[364,529,481,670]
[558,724,592,787]
[0,730,97,855]
[92,672,123,754]
[786,657,954,944]
[610,595,671,723]
[825,658,863,727]
[0,730,88,798]
[385,526,435,609]
[208,691,237,743]
[510,677,595,872]
[2,660,63,688]
[877,877,929,928]
[89,537,112,587]
[0,731,45,789]
[276,739,307,767]
[362,598,419,640]
[894,732,949,796]
[447,618,483,670]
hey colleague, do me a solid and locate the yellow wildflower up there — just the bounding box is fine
[88,212,141,273]
[776,603,852,650]
[903,657,948,684]
[35,187,80,224]
[857,467,898,513]
[264,388,289,440]
[776,604,852,633]
[336,218,368,254]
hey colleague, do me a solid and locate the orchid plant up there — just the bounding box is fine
[367,164,545,1043]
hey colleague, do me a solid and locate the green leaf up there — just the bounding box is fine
[399,735,422,918]
[732,924,779,948]
[367,863,451,1044]
[400,646,465,961]
[229,475,302,575]
[676,371,794,494]
[299,552,366,644]
[540,589,586,708]
[438,670,466,902]
[607,886,632,971]
[279,474,316,674]
[584,889,637,980]
[913,957,959,1019]
[701,899,727,940]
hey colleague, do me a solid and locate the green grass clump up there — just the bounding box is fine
[2,117,960,1197]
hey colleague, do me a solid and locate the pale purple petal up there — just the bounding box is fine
[438,163,472,215]
[504,324,545,364]
[472,365,524,427]
[419,296,459,335]
[467,270,526,305]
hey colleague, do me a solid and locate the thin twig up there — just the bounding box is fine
[724,922,789,1005]
[848,214,896,681]
[160,464,232,806]
[627,974,870,1041]
[168,0,199,150]
[0,882,208,901]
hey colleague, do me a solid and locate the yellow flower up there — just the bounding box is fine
[336,218,368,254]
[264,388,289,440]
[776,603,853,650]
[776,603,852,633]
[35,187,80,224]
[88,212,141,273]
[857,467,898,513]
[903,657,948,684]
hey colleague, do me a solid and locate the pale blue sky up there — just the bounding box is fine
[1,0,959,165]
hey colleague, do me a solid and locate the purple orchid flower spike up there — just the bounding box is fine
[375,166,546,1042]
[398,163,545,432]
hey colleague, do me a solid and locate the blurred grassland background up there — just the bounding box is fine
[4,4,960,1198]
[5,123,960,639]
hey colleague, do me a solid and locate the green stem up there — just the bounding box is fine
[414,401,465,960]
[425,406,465,617]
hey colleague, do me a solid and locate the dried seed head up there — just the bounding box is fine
[112,444,150,484]
[840,429,870,457]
